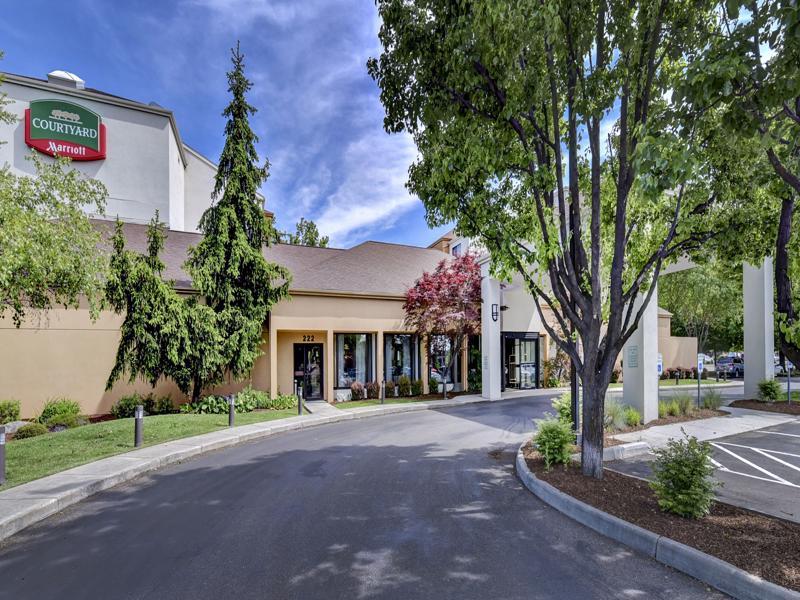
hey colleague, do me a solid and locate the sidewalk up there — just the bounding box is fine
[610,406,797,448]
[0,389,533,543]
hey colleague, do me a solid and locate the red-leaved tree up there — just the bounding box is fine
[404,253,481,399]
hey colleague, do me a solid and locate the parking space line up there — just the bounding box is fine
[715,441,800,460]
[760,431,800,439]
[710,443,798,487]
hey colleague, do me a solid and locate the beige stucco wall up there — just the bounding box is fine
[660,336,699,371]
[0,292,449,417]
[0,302,271,418]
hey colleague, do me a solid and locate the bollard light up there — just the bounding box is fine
[297,386,303,416]
[134,404,144,448]
[380,380,385,405]
[228,395,235,428]
[0,425,5,486]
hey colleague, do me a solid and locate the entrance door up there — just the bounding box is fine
[293,343,324,400]
[502,334,539,390]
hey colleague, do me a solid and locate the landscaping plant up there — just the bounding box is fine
[551,392,572,425]
[397,375,412,397]
[658,401,669,420]
[702,390,723,410]
[623,406,641,429]
[180,395,256,415]
[38,398,80,424]
[758,379,783,402]
[650,432,717,518]
[111,393,174,418]
[44,413,88,431]
[410,379,423,396]
[403,253,481,400]
[674,393,693,416]
[533,418,574,470]
[0,399,20,424]
[13,422,48,440]
[603,399,626,432]
[350,381,365,401]
[366,381,381,400]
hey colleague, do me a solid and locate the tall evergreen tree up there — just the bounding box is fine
[185,43,290,398]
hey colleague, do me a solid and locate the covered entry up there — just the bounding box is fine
[293,343,324,400]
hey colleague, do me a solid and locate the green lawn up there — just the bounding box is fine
[3,410,295,489]
[334,397,434,409]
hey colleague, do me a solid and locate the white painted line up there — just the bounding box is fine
[715,441,800,460]
[714,467,800,488]
[759,431,800,439]
[710,443,796,486]
[751,448,800,474]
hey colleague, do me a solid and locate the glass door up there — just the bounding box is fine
[293,343,324,400]
[503,335,539,390]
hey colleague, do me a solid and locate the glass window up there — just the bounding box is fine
[451,243,462,257]
[384,334,419,382]
[429,335,461,386]
[336,334,372,387]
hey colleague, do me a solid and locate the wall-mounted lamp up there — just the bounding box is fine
[491,303,499,322]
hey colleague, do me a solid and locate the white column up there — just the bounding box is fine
[622,284,659,423]
[744,259,774,399]
[480,262,502,400]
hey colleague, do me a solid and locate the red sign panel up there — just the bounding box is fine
[24,99,107,161]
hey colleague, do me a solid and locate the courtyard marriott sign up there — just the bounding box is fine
[25,99,106,161]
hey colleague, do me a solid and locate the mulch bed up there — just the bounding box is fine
[729,399,800,415]
[618,409,728,433]
[522,444,800,592]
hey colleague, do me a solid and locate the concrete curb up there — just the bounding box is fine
[0,392,511,543]
[515,445,800,600]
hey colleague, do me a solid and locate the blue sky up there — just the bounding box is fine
[0,0,451,248]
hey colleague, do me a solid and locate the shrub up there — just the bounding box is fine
[111,394,152,419]
[758,379,783,402]
[610,368,621,384]
[237,386,270,409]
[350,381,365,401]
[14,422,48,439]
[551,392,572,425]
[623,406,641,428]
[365,381,381,400]
[152,396,176,414]
[650,432,717,518]
[533,418,574,470]
[674,393,693,416]
[604,398,627,432]
[269,394,298,410]
[658,401,668,419]
[180,395,256,414]
[666,399,681,417]
[45,412,88,430]
[385,380,396,397]
[39,398,81,423]
[397,375,412,396]
[702,390,723,410]
[0,400,20,424]
[410,379,423,396]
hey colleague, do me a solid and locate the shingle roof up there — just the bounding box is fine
[95,220,447,297]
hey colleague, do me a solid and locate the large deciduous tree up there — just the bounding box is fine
[679,0,800,366]
[658,263,743,355]
[404,253,481,399]
[0,155,108,326]
[369,0,739,477]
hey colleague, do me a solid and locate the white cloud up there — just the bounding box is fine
[315,131,420,246]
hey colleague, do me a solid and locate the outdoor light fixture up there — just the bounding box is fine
[491,303,499,322]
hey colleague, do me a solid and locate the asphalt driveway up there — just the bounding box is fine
[0,396,723,600]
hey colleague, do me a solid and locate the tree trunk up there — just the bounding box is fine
[775,196,800,367]
[192,377,203,403]
[580,372,608,479]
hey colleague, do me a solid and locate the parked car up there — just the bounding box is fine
[774,359,795,376]
[716,356,744,378]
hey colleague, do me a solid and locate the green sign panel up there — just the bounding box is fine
[25,99,106,160]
